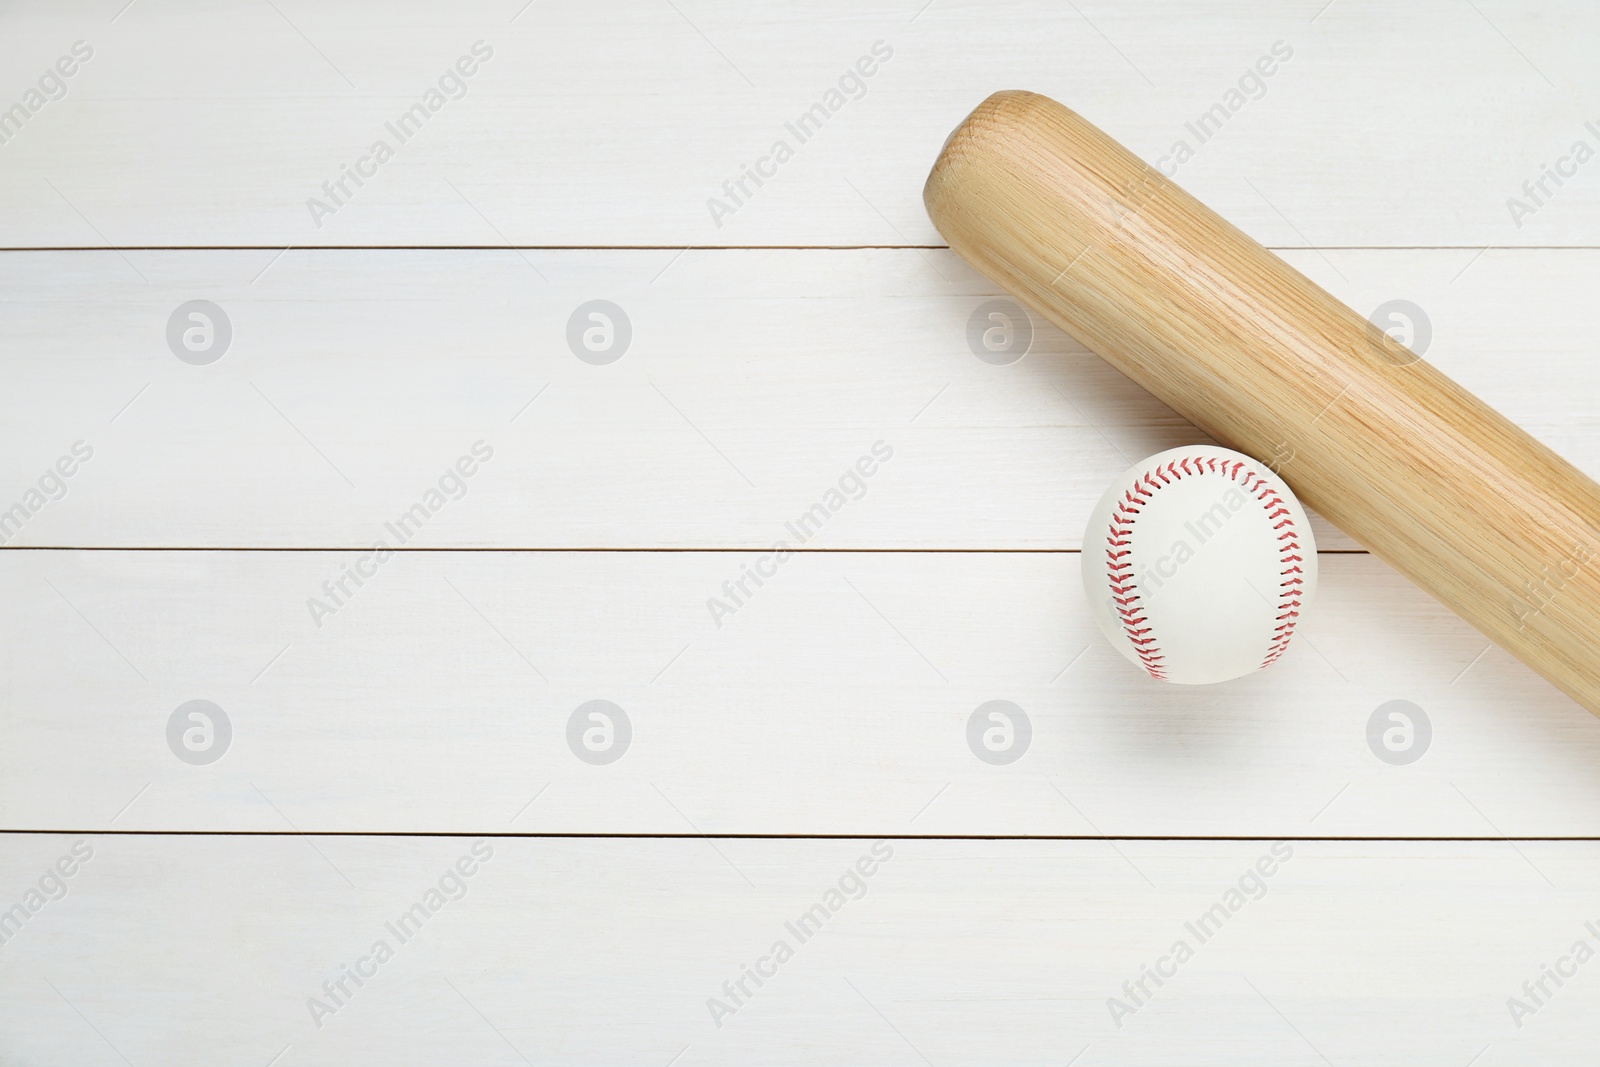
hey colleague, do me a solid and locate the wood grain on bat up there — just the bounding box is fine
[925,90,1600,714]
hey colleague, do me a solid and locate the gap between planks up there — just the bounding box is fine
[1,830,1596,842]
[0,546,1375,553]
[4,245,1597,252]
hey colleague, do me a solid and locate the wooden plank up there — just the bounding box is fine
[2,1,1598,247]
[2,246,1594,550]
[5,549,1598,836]
[0,834,1595,1064]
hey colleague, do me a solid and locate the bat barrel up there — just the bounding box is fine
[925,90,1600,714]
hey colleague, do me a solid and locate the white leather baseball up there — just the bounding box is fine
[1082,445,1317,684]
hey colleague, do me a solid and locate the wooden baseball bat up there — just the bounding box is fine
[925,91,1600,714]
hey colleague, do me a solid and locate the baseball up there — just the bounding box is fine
[1082,445,1317,684]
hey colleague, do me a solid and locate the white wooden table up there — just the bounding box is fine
[3,1,1599,1062]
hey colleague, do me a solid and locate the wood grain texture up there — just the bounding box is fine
[3,1,1599,247]
[6,549,1598,837]
[2,2,1597,1057]
[1,834,1596,1065]
[925,91,1600,715]
[4,246,1598,551]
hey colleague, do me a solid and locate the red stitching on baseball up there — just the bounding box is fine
[1104,454,1305,678]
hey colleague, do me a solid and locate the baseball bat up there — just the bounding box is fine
[925,91,1600,715]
